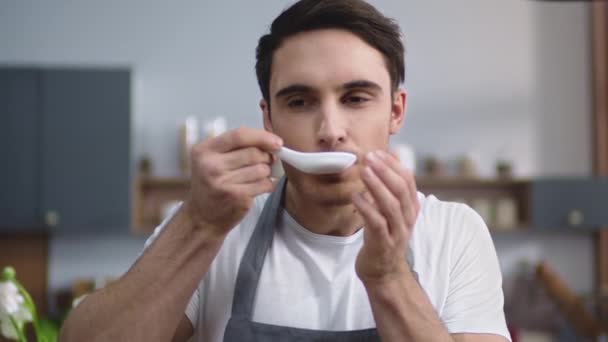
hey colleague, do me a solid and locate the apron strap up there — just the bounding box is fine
[230,177,287,318]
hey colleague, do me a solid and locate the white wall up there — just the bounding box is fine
[0,0,595,303]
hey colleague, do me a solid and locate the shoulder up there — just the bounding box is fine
[410,191,495,283]
[412,192,504,316]
[413,191,490,246]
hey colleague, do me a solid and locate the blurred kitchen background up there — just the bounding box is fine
[1,0,607,341]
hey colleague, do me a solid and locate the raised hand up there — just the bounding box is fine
[185,127,283,238]
[353,150,420,284]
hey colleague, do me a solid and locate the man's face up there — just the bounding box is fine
[262,29,406,205]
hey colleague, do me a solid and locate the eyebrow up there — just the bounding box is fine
[275,84,314,99]
[342,80,382,92]
[274,79,383,99]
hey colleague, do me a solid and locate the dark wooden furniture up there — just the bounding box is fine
[0,232,49,340]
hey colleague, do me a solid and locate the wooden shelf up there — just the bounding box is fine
[416,176,531,187]
[417,177,531,231]
[132,175,532,234]
[139,175,529,188]
[132,176,191,234]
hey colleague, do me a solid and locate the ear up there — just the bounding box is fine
[261,99,274,133]
[389,88,407,135]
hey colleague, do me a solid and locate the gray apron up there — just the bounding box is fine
[223,177,416,342]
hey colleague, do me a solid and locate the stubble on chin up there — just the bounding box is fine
[291,173,365,207]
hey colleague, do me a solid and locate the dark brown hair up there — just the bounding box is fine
[255,0,405,105]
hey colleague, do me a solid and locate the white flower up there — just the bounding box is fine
[0,281,32,340]
[0,282,23,316]
[12,305,32,323]
[0,315,19,340]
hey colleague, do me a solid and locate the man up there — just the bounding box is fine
[60,0,511,341]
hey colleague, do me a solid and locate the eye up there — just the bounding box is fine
[286,95,317,110]
[343,93,370,106]
[347,96,367,103]
[287,98,307,108]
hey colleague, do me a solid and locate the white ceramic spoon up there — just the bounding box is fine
[276,146,357,174]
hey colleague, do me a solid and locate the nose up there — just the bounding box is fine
[316,103,347,149]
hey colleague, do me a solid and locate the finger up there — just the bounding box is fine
[376,151,420,222]
[360,165,406,238]
[378,151,418,200]
[366,152,411,205]
[221,163,272,184]
[210,127,283,153]
[223,147,273,171]
[366,151,417,215]
[234,178,275,197]
[352,192,390,242]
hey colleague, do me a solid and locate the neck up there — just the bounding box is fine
[284,180,364,237]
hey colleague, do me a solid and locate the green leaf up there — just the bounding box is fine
[37,319,58,342]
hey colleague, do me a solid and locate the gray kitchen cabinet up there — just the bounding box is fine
[0,67,131,232]
[0,69,42,229]
[531,177,608,230]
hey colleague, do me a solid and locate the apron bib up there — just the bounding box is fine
[223,177,416,341]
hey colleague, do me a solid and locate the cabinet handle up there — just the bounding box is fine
[568,209,584,227]
[45,210,60,227]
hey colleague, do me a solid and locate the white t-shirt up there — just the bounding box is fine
[143,192,511,342]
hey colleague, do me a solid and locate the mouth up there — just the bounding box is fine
[314,162,359,179]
